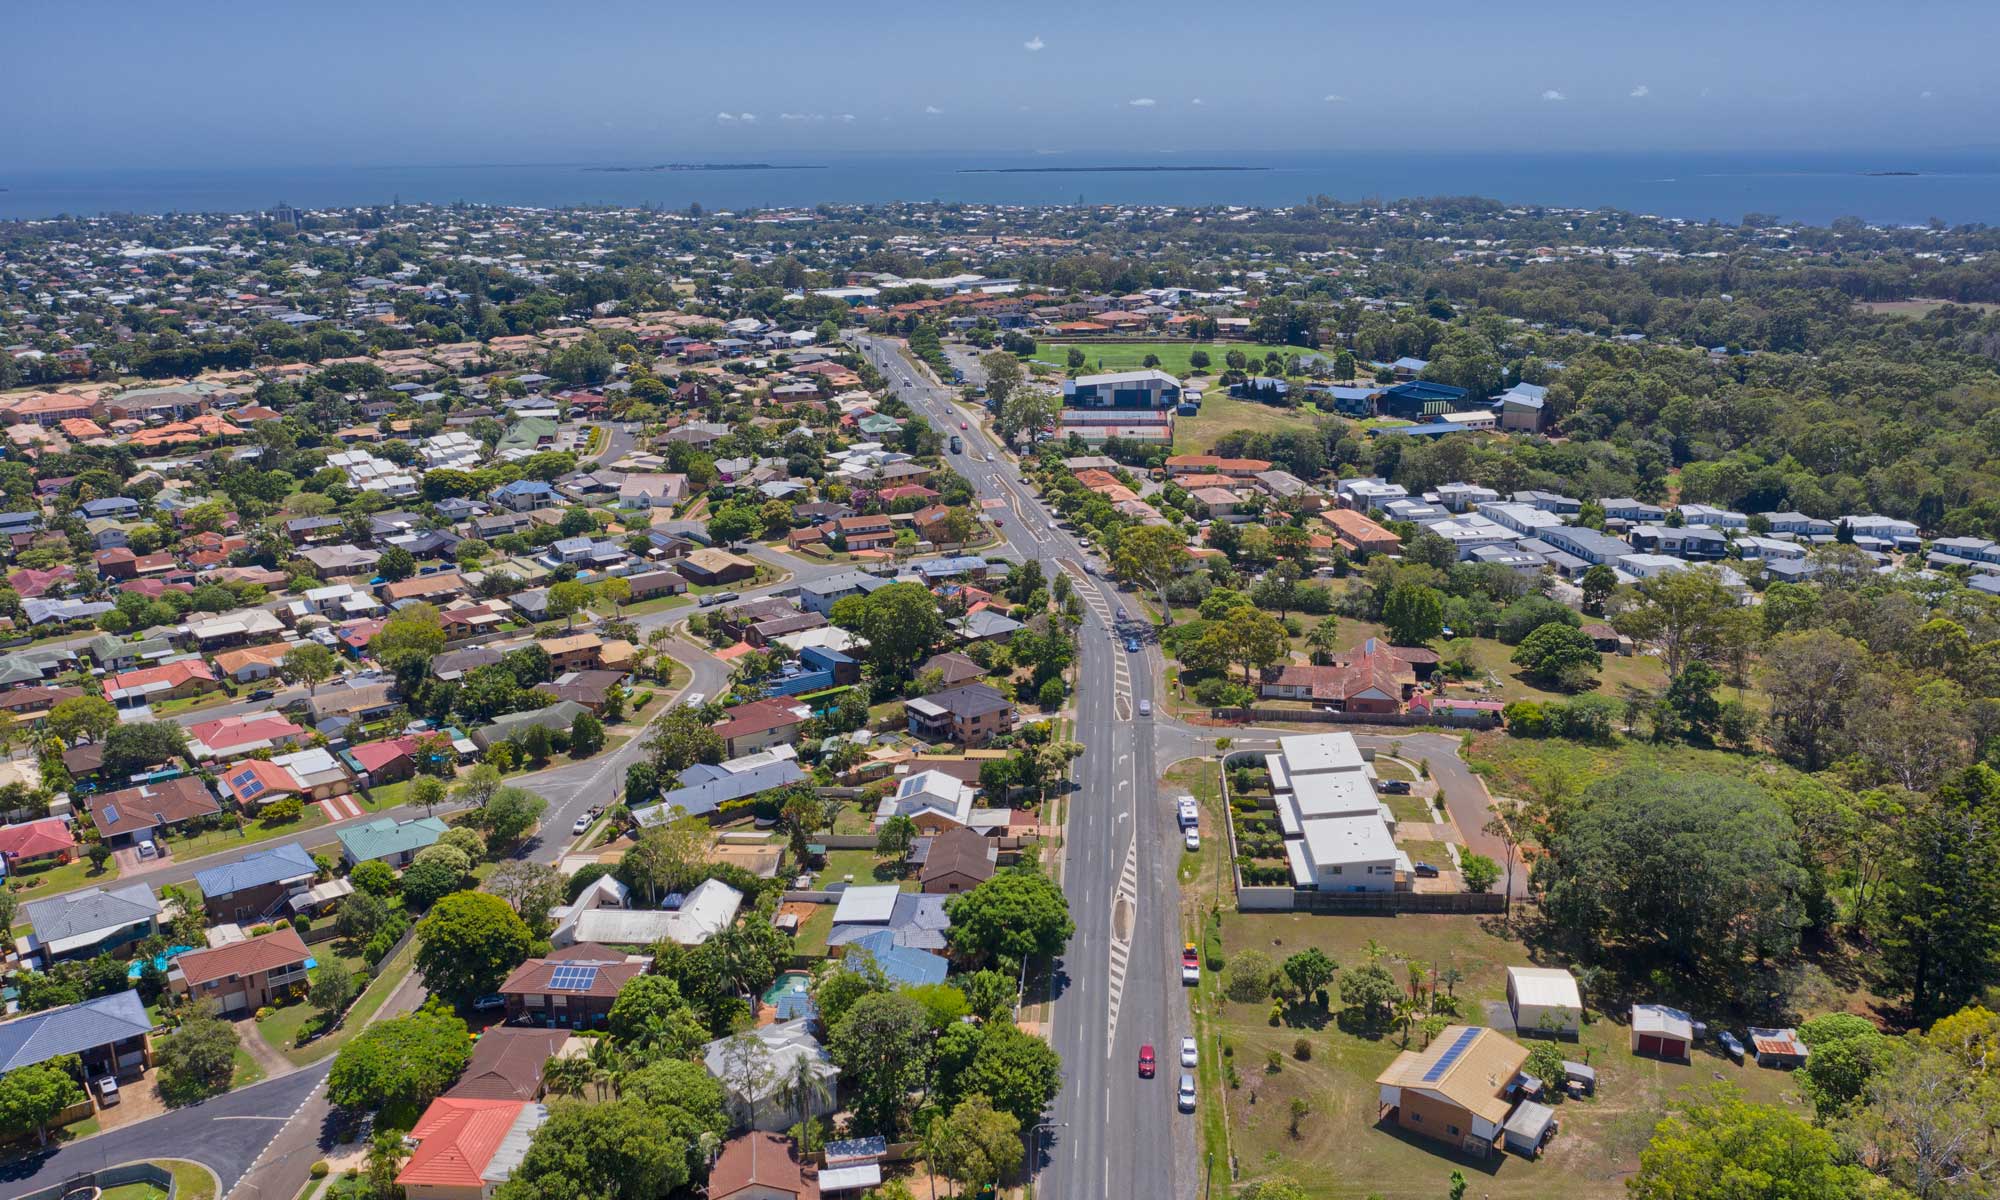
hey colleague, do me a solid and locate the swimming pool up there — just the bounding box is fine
[762,970,812,1007]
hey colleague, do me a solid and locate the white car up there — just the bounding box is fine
[1184,830,1201,852]
[682,692,706,708]
[572,814,594,836]
[1180,1037,1197,1068]
[1178,1074,1197,1112]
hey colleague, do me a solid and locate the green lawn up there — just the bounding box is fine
[231,1044,265,1090]
[793,906,835,959]
[1172,389,1341,454]
[812,848,908,891]
[1194,911,1804,1199]
[620,594,693,617]
[1028,341,1302,378]
[259,937,417,1067]
[1463,731,1801,803]
[164,806,330,862]
[3,854,119,901]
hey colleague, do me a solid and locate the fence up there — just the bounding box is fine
[1211,707,1498,730]
[13,1162,177,1200]
[1291,890,1506,915]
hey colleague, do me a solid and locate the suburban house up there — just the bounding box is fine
[710,1133,820,1200]
[905,682,1013,747]
[714,697,815,758]
[1321,508,1402,556]
[797,570,890,617]
[632,745,807,824]
[0,818,77,870]
[1257,640,1417,713]
[918,826,997,894]
[830,514,894,552]
[0,989,154,1084]
[87,775,222,848]
[338,815,448,868]
[395,1098,549,1200]
[1375,1025,1533,1157]
[103,659,220,708]
[24,884,161,963]
[497,944,647,1030]
[446,1028,577,1101]
[825,885,951,952]
[168,926,314,1014]
[876,770,977,833]
[702,1020,840,1132]
[1505,967,1583,1038]
[679,548,757,586]
[195,843,319,923]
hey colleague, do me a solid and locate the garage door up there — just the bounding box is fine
[1636,1033,1663,1056]
[217,991,249,1015]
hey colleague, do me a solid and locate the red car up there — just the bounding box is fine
[959,420,968,429]
[1138,1045,1156,1078]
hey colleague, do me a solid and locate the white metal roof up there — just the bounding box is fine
[1298,813,1399,871]
[1289,771,1380,819]
[831,884,900,925]
[1506,967,1582,1010]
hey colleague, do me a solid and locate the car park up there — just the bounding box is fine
[1138,1045,1155,1078]
[1178,1075,1197,1112]
[1180,1037,1197,1068]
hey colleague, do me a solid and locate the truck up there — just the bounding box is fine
[1176,796,1199,829]
[1181,942,1200,986]
[948,435,963,454]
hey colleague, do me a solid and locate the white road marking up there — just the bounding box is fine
[1103,832,1140,1053]
[213,1115,291,1121]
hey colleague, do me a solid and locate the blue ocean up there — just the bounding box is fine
[4,150,2000,226]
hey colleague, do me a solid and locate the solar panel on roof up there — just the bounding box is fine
[1422,1026,1485,1083]
[547,964,600,991]
[102,804,119,825]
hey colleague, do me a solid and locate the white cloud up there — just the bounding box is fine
[1129,97,1156,107]
[739,112,757,122]
[1630,84,1650,98]
[1023,35,1044,51]
[836,113,856,122]
[779,112,809,121]
[924,104,943,115]
[716,112,735,121]
[1921,89,1935,99]
[1541,89,1566,101]
[1191,98,1204,106]
[1323,94,1345,103]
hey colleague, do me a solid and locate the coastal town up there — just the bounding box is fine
[0,194,1992,1200]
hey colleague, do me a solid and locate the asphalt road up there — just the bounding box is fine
[852,334,1195,1198]
[0,1062,330,1200]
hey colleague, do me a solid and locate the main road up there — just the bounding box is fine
[852,335,1194,1199]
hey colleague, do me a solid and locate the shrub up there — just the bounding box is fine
[1293,1037,1312,1061]
[254,1006,274,1022]
[1224,949,1276,1003]
[310,1162,330,1180]
[259,797,305,823]
[1265,1050,1282,1073]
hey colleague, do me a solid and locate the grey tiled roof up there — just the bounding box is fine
[0,989,152,1072]
[24,884,159,944]
[195,843,318,898]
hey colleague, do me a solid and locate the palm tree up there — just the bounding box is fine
[543,1053,591,1099]
[1438,965,1464,999]
[1361,938,1386,966]
[782,1055,834,1151]
[1392,995,1422,1048]
[586,1036,625,1101]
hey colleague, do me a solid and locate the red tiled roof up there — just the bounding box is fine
[397,1098,534,1189]
[175,927,310,988]
[0,818,76,860]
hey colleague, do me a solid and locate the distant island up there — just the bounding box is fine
[960,165,1271,174]
[584,163,826,173]
[1863,170,1921,177]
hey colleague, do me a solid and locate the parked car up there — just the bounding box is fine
[1180,1037,1197,1068]
[1184,830,1201,852]
[1413,862,1441,878]
[1717,1030,1745,1062]
[1181,942,1199,985]
[472,994,506,1012]
[572,814,594,836]
[248,688,275,702]
[136,839,158,860]
[1377,779,1412,795]
[682,693,706,708]
[1178,1074,1197,1112]
[95,1077,119,1106]
[1138,1045,1155,1078]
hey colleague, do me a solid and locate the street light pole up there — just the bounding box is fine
[1029,1120,1068,1193]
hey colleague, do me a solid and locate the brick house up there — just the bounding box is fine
[498,944,646,1030]
[169,927,314,1014]
[904,683,1014,747]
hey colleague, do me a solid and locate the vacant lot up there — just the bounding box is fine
[1193,910,1803,1199]
[1857,298,2000,316]
[1462,731,1800,802]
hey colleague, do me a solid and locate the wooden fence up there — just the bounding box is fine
[1211,707,1498,730]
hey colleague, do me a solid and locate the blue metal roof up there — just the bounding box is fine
[196,843,318,898]
[0,989,152,1072]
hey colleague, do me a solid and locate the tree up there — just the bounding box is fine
[1630,1085,1871,1200]
[1611,567,1742,680]
[568,711,604,758]
[547,580,594,629]
[876,813,919,857]
[1522,1042,1568,1099]
[996,389,1061,447]
[1763,632,1867,770]
[1339,963,1400,1022]
[1225,950,1276,1002]
[312,959,361,1025]
[1539,770,1806,972]
[1664,660,1723,735]
[829,991,932,1135]
[350,859,398,896]
[400,856,465,910]
[101,720,188,778]
[981,351,1024,404]
[957,1023,1063,1127]
[779,786,831,866]
[1875,765,2000,1022]
[1288,1096,1312,1138]
[336,887,391,943]
[491,1098,689,1200]
[415,892,534,1007]
[281,642,338,694]
[1282,948,1338,1006]
[1460,853,1501,893]
[485,860,564,933]
[945,867,1075,968]
[1114,525,1191,623]
[1842,1019,2000,1200]
[0,1058,86,1146]
[1579,564,1617,615]
[1382,583,1445,646]
[644,704,725,775]
[377,546,416,582]
[372,603,447,675]
[1795,1014,1887,1119]
[608,975,696,1045]
[154,1003,240,1106]
[1217,606,1289,686]
[1511,623,1601,690]
[47,695,117,745]
[832,582,948,679]
[934,1095,1024,1191]
[326,1011,472,1111]
[477,785,547,847]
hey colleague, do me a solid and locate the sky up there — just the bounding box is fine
[10,0,1999,170]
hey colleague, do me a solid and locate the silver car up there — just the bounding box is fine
[1177,1074,1196,1112]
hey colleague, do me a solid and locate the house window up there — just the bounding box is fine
[1446,1124,1460,1136]
[1408,1111,1421,1123]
